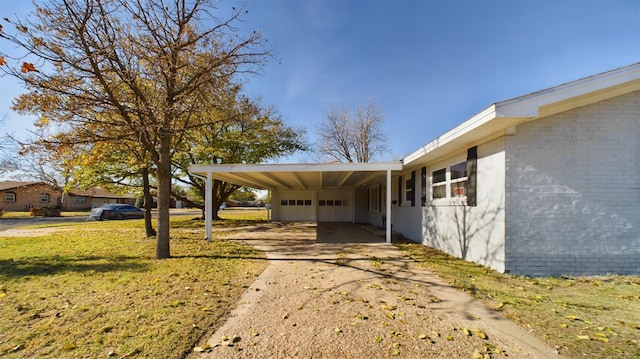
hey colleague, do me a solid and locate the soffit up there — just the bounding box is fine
[189,162,404,190]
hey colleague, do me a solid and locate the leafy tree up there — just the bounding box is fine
[317,100,387,163]
[228,187,257,202]
[0,0,269,258]
[172,94,307,219]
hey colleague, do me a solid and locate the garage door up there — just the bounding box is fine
[278,191,315,221]
[317,191,352,222]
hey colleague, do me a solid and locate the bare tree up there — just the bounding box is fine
[0,115,19,175]
[317,100,387,163]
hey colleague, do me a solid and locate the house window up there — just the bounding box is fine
[40,193,50,203]
[450,161,468,198]
[5,192,16,202]
[369,187,380,211]
[431,168,446,199]
[74,196,87,204]
[431,161,468,200]
[400,171,416,206]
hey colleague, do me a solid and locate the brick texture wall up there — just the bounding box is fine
[0,183,62,212]
[505,90,640,276]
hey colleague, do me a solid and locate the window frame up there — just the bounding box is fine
[40,193,50,203]
[430,157,469,205]
[4,192,16,202]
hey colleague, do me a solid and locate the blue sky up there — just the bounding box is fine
[1,0,639,165]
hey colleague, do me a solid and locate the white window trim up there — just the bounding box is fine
[400,172,412,206]
[4,192,16,202]
[40,193,50,203]
[430,158,468,206]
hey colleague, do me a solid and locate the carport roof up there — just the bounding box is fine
[189,162,403,190]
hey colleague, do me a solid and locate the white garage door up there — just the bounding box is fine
[278,191,315,221]
[317,191,352,222]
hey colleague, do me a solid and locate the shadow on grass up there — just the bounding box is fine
[0,255,150,278]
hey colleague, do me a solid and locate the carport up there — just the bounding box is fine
[189,162,403,243]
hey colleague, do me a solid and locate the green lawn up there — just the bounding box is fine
[395,243,640,359]
[0,217,267,358]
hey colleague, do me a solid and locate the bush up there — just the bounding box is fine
[0,209,4,218]
[29,207,42,216]
[30,206,61,217]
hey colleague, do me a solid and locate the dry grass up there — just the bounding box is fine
[0,217,267,358]
[395,243,640,359]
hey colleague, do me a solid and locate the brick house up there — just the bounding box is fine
[64,188,136,211]
[0,181,62,211]
[0,181,137,212]
[191,63,640,276]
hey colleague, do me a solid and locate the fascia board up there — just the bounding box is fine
[496,62,640,118]
[402,105,497,165]
[189,162,403,175]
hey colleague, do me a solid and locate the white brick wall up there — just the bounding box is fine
[505,90,640,276]
[394,137,507,273]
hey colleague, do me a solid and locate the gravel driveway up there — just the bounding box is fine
[192,222,563,359]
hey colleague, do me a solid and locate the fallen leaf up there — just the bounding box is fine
[462,328,471,336]
[374,336,383,343]
[473,329,488,339]
[577,335,590,340]
[335,327,342,333]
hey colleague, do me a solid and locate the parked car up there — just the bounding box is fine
[90,204,144,221]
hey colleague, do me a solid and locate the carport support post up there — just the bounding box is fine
[386,169,391,244]
[205,172,212,242]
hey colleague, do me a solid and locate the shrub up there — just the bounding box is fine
[29,206,61,217]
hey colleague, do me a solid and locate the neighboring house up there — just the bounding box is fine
[64,188,137,210]
[0,181,136,211]
[0,181,62,211]
[191,62,640,276]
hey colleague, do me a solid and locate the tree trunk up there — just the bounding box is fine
[142,167,156,237]
[155,138,172,259]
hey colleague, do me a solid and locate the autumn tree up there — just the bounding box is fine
[317,100,387,163]
[0,0,269,258]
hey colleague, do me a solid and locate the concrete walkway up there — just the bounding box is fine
[191,222,562,359]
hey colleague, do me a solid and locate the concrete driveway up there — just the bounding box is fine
[193,222,562,359]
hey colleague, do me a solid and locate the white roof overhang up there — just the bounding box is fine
[403,62,640,166]
[189,162,404,190]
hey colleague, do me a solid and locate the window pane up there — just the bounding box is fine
[433,184,446,199]
[327,200,334,206]
[40,194,50,203]
[451,162,467,180]
[432,168,446,183]
[281,200,288,206]
[296,199,304,206]
[335,200,342,206]
[304,200,312,206]
[288,200,296,206]
[319,200,326,206]
[451,181,467,197]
